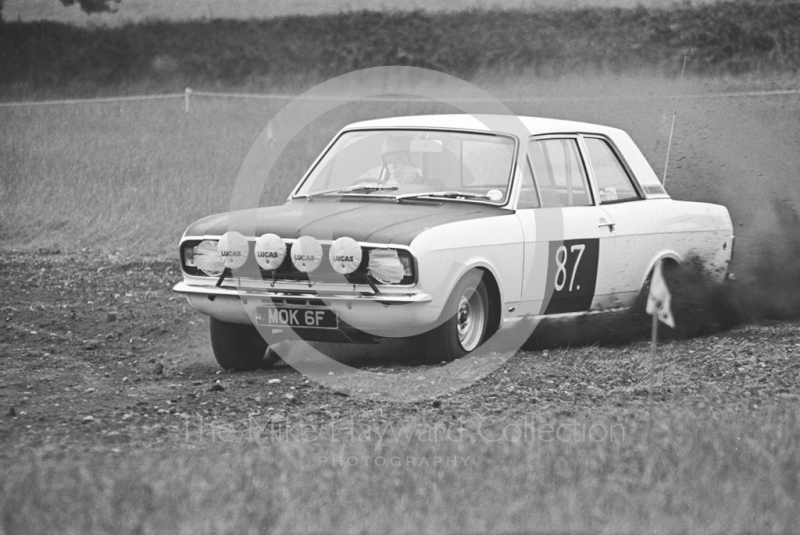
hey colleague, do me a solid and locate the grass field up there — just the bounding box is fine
[4,407,800,533]
[0,96,276,253]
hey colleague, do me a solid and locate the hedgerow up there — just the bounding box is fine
[1,1,799,92]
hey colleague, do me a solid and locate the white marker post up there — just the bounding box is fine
[184,87,193,113]
[646,261,676,407]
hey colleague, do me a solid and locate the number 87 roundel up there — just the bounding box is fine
[543,238,600,315]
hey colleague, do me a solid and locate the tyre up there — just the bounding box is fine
[422,270,489,362]
[209,318,268,372]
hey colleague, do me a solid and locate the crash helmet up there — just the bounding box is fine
[381,136,413,164]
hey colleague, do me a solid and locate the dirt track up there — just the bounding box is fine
[2,249,799,454]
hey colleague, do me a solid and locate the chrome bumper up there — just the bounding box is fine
[172,282,433,304]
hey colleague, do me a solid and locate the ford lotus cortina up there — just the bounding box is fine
[174,115,733,370]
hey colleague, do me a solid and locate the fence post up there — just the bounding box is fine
[184,88,193,113]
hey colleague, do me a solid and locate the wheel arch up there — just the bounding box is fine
[424,259,505,332]
[640,251,682,291]
[475,266,502,339]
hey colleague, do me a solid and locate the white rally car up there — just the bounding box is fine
[174,114,733,370]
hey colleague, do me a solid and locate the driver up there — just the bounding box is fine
[381,136,426,186]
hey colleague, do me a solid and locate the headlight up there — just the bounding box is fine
[398,251,414,278]
[368,248,405,284]
[329,236,363,274]
[193,240,224,276]
[183,244,196,267]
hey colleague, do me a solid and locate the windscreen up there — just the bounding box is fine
[295,129,517,203]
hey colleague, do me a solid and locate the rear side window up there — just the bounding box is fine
[583,137,640,203]
[529,138,593,207]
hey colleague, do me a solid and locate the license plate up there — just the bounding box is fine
[255,307,338,329]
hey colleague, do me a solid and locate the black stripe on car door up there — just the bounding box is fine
[543,238,600,315]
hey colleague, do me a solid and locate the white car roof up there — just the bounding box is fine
[346,114,625,137]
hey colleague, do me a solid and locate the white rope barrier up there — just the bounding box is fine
[1,87,798,110]
[0,93,184,108]
[191,90,293,100]
[193,88,800,103]
[184,87,800,110]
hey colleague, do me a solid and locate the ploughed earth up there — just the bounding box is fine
[1,249,799,453]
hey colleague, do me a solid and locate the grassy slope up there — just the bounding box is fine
[0,97,272,254]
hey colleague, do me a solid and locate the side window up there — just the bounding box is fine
[529,138,593,207]
[584,137,640,203]
[517,157,541,209]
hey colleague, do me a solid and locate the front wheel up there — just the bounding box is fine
[422,270,489,362]
[209,318,268,372]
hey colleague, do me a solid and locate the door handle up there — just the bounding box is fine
[598,221,616,231]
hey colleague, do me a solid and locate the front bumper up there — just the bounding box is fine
[173,281,432,304]
[173,282,439,336]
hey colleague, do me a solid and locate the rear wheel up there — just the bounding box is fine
[209,318,268,372]
[422,270,489,362]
